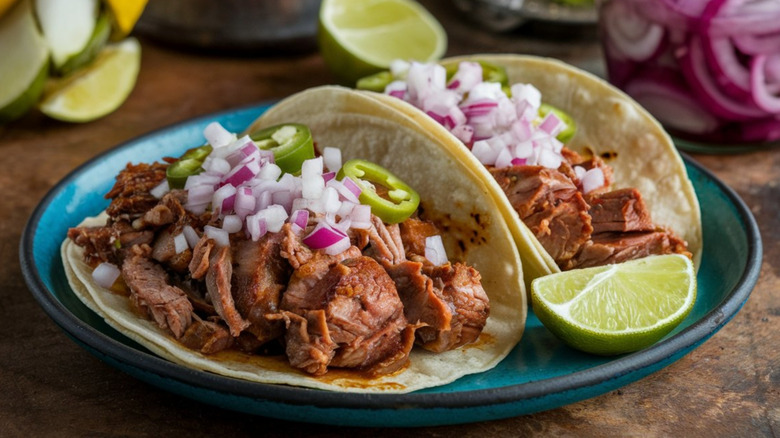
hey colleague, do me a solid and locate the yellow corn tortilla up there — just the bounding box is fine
[62,86,527,394]
[366,54,703,291]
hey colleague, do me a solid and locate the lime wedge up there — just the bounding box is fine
[104,0,149,40]
[0,0,50,123]
[531,254,696,355]
[318,0,447,85]
[35,0,99,70]
[39,38,141,123]
[58,12,111,76]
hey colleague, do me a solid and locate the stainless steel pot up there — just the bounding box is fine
[134,0,322,53]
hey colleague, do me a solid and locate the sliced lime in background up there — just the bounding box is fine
[39,37,141,123]
[0,0,50,123]
[318,0,447,85]
[35,0,98,71]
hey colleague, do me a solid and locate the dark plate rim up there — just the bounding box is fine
[20,103,763,411]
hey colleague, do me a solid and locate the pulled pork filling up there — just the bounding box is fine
[489,147,690,270]
[69,161,490,377]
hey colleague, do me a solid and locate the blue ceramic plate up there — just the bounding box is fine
[21,102,762,427]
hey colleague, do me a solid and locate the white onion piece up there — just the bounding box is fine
[173,233,188,254]
[92,262,121,289]
[581,168,606,194]
[258,162,282,181]
[150,179,169,199]
[204,225,229,247]
[222,215,243,233]
[182,225,200,248]
[203,122,235,148]
[425,235,448,266]
[322,147,342,173]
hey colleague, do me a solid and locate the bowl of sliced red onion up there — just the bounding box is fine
[598,0,780,152]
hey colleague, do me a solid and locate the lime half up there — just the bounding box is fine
[318,0,447,85]
[0,0,50,123]
[531,254,696,355]
[39,37,141,123]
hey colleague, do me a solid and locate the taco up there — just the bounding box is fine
[357,54,703,290]
[62,87,526,394]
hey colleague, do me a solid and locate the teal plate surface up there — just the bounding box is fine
[20,102,762,427]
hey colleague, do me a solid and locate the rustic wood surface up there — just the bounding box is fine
[2,1,777,436]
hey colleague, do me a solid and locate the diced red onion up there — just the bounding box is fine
[226,141,260,167]
[336,200,355,219]
[303,222,348,251]
[92,262,121,289]
[538,111,566,137]
[425,235,448,266]
[173,232,188,254]
[245,214,267,241]
[448,61,482,93]
[451,124,474,144]
[322,171,336,183]
[222,158,260,187]
[290,209,309,231]
[234,186,256,217]
[204,225,230,247]
[212,184,236,214]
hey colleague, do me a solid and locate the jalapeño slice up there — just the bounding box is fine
[250,123,314,174]
[356,71,394,92]
[166,144,213,189]
[337,159,420,224]
[539,103,577,143]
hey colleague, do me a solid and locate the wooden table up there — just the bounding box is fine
[3,1,777,436]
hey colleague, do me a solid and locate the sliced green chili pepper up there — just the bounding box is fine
[166,144,213,189]
[250,123,314,174]
[337,159,420,224]
[539,103,577,143]
[356,71,394,92]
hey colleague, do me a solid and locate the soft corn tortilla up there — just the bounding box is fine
[63,86,526,394]
[366,54,703,290]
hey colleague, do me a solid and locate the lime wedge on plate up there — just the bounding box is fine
[0,0,50,123]
[531,254,696,355]
[39,37,141,122]
[318,0,447,84]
